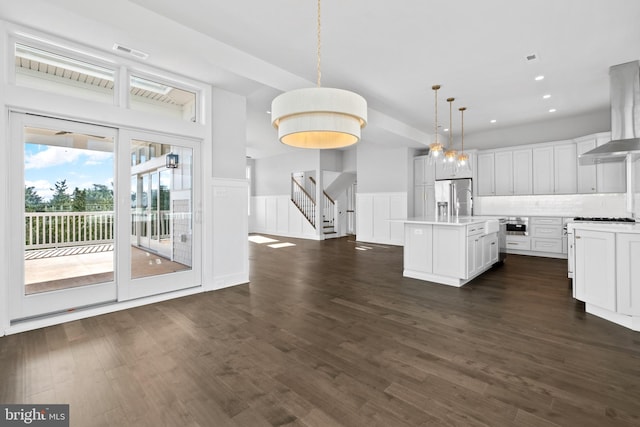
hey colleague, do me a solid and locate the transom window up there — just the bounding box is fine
[13,42,200,123]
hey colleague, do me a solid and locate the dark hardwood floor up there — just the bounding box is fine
[2,235,639,426]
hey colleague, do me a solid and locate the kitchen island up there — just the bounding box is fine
[402,216,501,287]
[569,221,640,331]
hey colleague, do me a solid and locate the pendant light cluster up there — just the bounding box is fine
[271,0,367,149]
[427,84,470,173]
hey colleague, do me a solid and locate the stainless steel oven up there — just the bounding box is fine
[505,217,528,236]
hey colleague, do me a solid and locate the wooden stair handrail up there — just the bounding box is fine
[291,177,315,201]
[308,176,335,204]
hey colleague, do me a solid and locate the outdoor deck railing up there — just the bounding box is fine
[25,210,172,250]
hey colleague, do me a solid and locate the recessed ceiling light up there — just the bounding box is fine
[443,128,449,132]
[535,75,545,81]
[549,108,557,113]
[490,119,497,123]
[266,110,271,114]
[543,94,551,99]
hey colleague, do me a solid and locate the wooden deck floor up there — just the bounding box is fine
[1,235,639,426]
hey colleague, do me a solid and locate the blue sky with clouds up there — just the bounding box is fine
[24,143,113,201]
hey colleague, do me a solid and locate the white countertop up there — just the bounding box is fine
[567,222,640,234]
[398,216,501,226]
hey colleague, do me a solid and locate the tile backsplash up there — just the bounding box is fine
[474,193,630,217]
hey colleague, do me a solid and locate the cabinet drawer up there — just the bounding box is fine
[531,238,563,253]
[467,225,486,236]
[530,217,562,225]
[530,224,563,238]
[506,236,531,250]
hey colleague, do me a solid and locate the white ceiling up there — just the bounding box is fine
[2,0,640,158]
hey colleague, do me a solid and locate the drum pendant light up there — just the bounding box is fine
[271,0,367,149]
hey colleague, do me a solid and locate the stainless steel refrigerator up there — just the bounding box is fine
[434,178,473,217]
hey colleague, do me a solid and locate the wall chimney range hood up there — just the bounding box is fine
[580,60,640,164]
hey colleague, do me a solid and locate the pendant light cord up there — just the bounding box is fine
[433,86,439,135]
[449,99,453,148]
[460,107,465,153]
[317,0,322,87]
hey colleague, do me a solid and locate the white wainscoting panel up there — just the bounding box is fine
[211,178,250,290]
[251,195,318,240]
[356,192,407,246]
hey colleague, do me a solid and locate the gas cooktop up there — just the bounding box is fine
[573,217,636,222]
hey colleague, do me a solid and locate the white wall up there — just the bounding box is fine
[467,108,610,151]
[211,88,248,180]
[208,88,249,290]
[343,148,357,172]
[320,150,343,172]
[356,143,412,193]
[355,143,411,245]
[254,150,319,196]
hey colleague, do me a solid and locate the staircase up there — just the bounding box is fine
[291,177,316,227]
[291,176,336,237]
[310,177,336,236]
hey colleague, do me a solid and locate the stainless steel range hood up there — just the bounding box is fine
[580,60,640,164]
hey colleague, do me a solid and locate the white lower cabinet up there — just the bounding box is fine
[404,222,498,287]
[574,229,616,311]
[505,235,531,251]
[484,234,499,268]
[616,233,640,316]
[466,229,498,279]
[531,238,563,253]
[433,226,466,278]
[466,234,482,278]
[404,224,433,273]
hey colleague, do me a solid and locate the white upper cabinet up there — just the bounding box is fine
[596,133,626,193]
[575,136,597,193]
[533,146,554,194]
[481,149,532,196]
[513,149,533,195]
[414,156,435,186]
[553,142,577,194]
[494,151,513,195]
[476,153,495,196]
[474,132,626,197]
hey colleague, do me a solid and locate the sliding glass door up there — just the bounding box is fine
[122,131,200,300]
[9,114,201,321]
[10,113,118,320]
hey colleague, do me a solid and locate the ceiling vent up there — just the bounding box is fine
[112,43,149,60]
[525,53,538,62]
